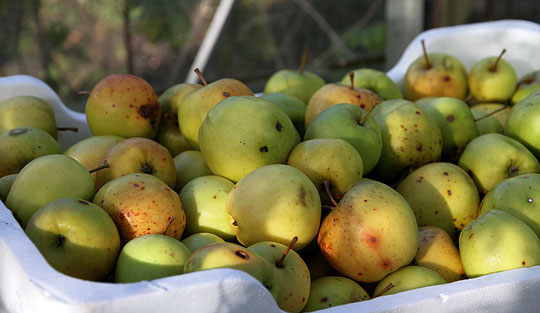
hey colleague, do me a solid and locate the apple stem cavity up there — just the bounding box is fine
[276,236,299,268]
[474,106,508,122]
[57,127,78,132]
[299,44,308,75]
[490,48,506,72]
[194,68,208,86]
[421,39,431,69]
[373,283,395,298]
[349,72,355,90]
[323,180,339,207]
[55,234,66,247]
[162,216,176,235]
[88,162,110,174]
[77,90,91,96]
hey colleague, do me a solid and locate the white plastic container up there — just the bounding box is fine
[1,19,540,313]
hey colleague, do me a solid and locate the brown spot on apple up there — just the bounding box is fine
[235,250,249,259]
[137,104,158,119]
[319,297,328,303]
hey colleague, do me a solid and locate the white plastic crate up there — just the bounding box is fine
[1,19,540,313]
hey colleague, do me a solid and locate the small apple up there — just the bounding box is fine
[0,174,17,203]
[303,276,370,312]
[181,232,225,253]
[511,70,540,105]
[468,49,517,103]
[504,90,540,159]
[173,150,212,192]
[372,265,446,296]
[340,68,403,100]
[0,95,57,139]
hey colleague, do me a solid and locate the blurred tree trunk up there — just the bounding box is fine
[123,0,134,74]
[30,0,56,89]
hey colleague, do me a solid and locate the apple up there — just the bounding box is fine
[173,150,212,192]
[511,70,540,105]
[181,232,225,253]
[372,265,446,297]
[0,174,17,203]
[340,68,403,100]
[0,95,57,139]
[303,276,369,312]
[468,49,517,103]
[504,89,540,159]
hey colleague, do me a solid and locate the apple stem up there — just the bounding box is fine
[88,162,110,174]
[57,127,78,132]
[373,283,395,298]
[323,180,339,207]
[77,90,91,96]
[349,72,355,90]
[321,204,334,210]
[474,106,508,122]
[359,105,377,125]
[421,39,431,68]
[299,45,308,75]
[162,216,176,235]
[276,236,298,268]
[490,48,506,72]
[194,68,208,86]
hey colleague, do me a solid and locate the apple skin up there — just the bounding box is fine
[396,162,479,239]
[403,53,468,101]
[6,154,95,228]
[415,226,465,283]
[181,232,225,253]
[95,137,176,190]
[178,78,253,150]
[0,174,16,203]
[226,164,321,251]
[263,69,326,104]
[318,179,418,283]
[114,234,191,283]
[479,173,540,238]
[340,68,403,100]
[199,96,300,183]
[179,175,236,241]
[173,150,212,192]
[470,103,510,128]
[459,209,540,278]
[511,70,540,105]
[85,74,161,139]
[93,173,186,245]
[260,92,307,136]
[25,198,120,281]
[64,135,125,189]
[471,109,504,135]
[457,133,540,194]
[248,241,311,313]
[0,95,57,139]
[183,242,281,301]
[504,90,540,159]
[0,127,61,178]
[468,55,517,103]
[373,265,446,297]
[303,103,382,174]
[303,276,370,312]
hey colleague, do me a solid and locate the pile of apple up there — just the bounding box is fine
[1,42,540,312]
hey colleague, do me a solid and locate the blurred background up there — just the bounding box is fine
[0,0,538,112]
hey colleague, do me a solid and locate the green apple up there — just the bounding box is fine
[373,265,446,297]
[114,234,191,283]
[471,108,504,135]
[178,77,253,150]
[93,173,186,244]
[479,173,540,238]
[318,179,418,283]
[416,97,479,162]
[370,99,443,184]
[155,83,202,157]
[259,92,307,136]
[85,74,161,138]
[403,49,468,101]
[304,82,382,129]
[306,251,339,281]
[505,90,540,159]
[95,137,176,190]
[340,68,403,100]
[248,241,311,313]
[416,226,465,283]
[469,103,510,128]
[396,162,479,239]
[0,127,61,178]
[511,70,540,105]
[179,175,236,241]
[287,138,363,204]
[303,276,369,312]
[183,242,280,301]
[173,150,212,192]
[6,154,95,227]
[0,95,57,139]
[25,198,120,281]
[459,209,540,278]
[181,232,225,253]
[263,66,325,104]
[64,135,124,189]
[458,133,540,194]
[199,96,299,183]
[303,102,382,174]
[468,50,517,103]
[226,164,321,250]
[0,174,16,203]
